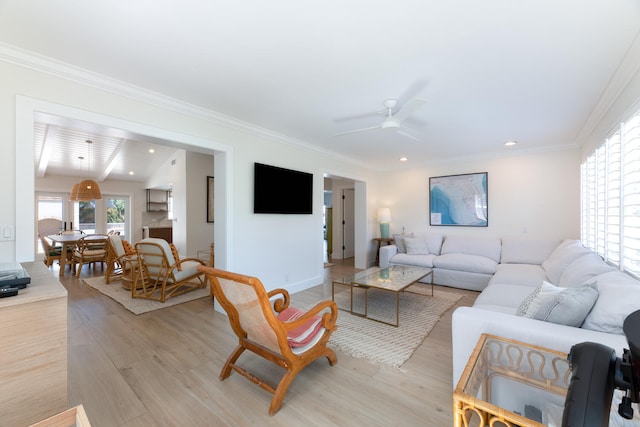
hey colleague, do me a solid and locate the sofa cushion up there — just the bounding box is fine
[582,271,640,334]
[500,238,561,265]
[474,283,536,312]
[422,232,444,255]
[440,235,501,263]
[542,240,591,284]
[390,253,436,268]
[558,252,616,287]
[405,237,429,255]
[433,253,497,274]
[517,281,599,327]
[490,264,547,288]
[392,233,414,253]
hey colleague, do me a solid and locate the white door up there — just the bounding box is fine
[342,188,355,258]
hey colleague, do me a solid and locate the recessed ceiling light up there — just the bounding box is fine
[399,157,408,162]
[129,171,135,175]
[505,140,517,146]
[149,148,155,153]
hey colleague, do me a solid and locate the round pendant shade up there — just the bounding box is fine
[69,183,80,201]
[75,179,102,201]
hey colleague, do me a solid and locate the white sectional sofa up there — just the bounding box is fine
[378,233,640,400]
[379,233,512,291]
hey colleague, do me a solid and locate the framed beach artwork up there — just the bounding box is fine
[429,172,488,227]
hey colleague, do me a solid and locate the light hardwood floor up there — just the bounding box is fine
[57,259,478,427]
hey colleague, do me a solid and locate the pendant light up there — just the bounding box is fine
[74,140,102,201]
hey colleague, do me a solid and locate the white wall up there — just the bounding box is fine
[2,58,375,295]
[185,151,215,257]
[377,148,581,241]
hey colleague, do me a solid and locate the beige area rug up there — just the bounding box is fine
[326,283,462,368]
[83,276,211,315]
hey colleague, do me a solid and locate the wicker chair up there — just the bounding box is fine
[105,234,136,284]
[196,266,338,415]
[72,234,108,277]
[40,235,63,268]
[134,238,207,302]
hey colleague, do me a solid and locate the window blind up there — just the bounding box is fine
[581,106,640,277]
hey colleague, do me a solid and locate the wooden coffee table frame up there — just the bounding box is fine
[331,266,433,327]
[453,334,571,427]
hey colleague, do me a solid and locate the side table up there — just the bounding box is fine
[453,334,571,427]
[373,237,394,266]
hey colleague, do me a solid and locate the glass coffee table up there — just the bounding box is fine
[453,334,571,427]
[332,265,433,327]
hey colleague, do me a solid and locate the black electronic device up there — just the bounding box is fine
[0,287,19,298]
[253,162,313,214]
[562,310,640,426]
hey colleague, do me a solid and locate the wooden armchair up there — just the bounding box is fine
[134,238,207,302]
[196,266,338,415]
[105,234,136,284]
[72,235,108,277]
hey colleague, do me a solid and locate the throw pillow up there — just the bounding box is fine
[392,233,414,254]
[517,281,599,327]
[277,306,323,348]
[121,239,135,256]
[404,237,430,255]
[169,243,182,271]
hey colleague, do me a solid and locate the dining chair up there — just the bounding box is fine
[40,235,63,268]
[72,234,108,277]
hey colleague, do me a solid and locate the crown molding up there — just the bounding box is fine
[576,29,640,144]
[0,42,369,169]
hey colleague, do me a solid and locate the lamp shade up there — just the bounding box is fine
[75,179,102,201]
[377,207,392,223]
[69,183,80,201]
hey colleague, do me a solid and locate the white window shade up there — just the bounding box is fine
[581,106,640,277]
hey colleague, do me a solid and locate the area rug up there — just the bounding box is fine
[83,276,211,315]
[325,284,462,368]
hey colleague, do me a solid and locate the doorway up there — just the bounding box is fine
[16,95,230,266]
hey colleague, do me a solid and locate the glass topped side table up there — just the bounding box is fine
[453,334,571,427]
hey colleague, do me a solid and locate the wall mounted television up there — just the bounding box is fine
[253,162,313,214]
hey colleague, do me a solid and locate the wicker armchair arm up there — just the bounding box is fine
[268,288,291,313]
[281,300,338,332]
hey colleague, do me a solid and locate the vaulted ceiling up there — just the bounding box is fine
[2,0,640,177]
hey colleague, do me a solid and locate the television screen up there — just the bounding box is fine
[254,163,313,214]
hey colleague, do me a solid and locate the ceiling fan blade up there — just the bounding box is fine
[396,130,420,141]
[392,98,426,124]
[333,125,381,137]
[334,111,381,123]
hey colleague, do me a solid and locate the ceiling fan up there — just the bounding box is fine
[333,98,426,140]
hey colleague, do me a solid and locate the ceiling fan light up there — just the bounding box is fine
[76,179,102,201]
[380,120,400,129]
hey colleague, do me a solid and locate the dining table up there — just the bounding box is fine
[46,232,86,277]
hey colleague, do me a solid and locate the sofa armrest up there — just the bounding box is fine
[378,244,398,268]
[451,306,628,388]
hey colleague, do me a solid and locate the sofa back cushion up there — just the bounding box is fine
[541,240,591,284]
[500,238,561,265]
[581,270,640,334]
[440,235,501,263]
[558,252,616,287]
[396,232,443,255]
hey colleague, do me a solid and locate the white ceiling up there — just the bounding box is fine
[2,1,640,176]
